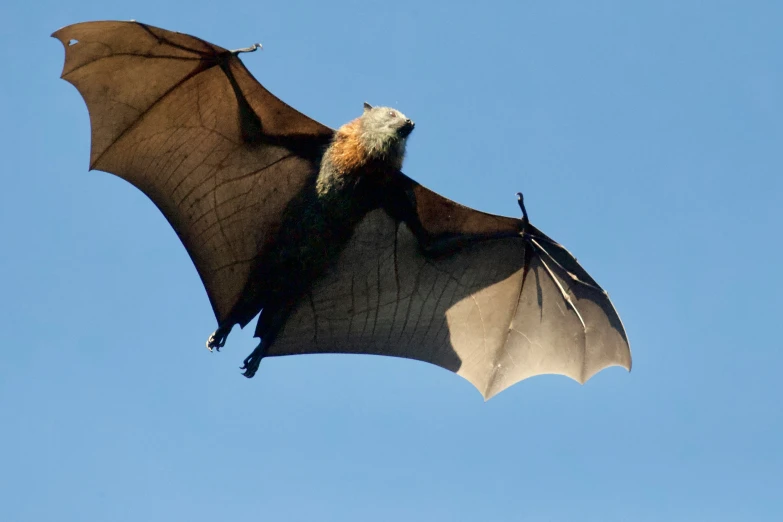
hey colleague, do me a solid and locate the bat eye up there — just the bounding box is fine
[388,110,397,118]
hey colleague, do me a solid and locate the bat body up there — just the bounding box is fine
[53,21,631,399]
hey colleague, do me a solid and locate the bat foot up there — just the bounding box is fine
[239,340,267,378]
[206,325,232,352]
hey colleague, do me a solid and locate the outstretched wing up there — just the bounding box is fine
[268,175,631,400]
[53,21,334,327]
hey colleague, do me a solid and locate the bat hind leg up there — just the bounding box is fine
[240,339,268,378]
[240,305,288,378]
[206,325,232,352]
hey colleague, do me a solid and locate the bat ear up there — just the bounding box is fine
[363,102,373,112]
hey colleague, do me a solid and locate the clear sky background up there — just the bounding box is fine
[1,1,781,520]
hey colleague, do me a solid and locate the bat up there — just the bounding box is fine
[53,20,631,399]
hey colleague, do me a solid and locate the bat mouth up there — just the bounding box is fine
[398,119,415,138]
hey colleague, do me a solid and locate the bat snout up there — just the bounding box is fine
[398,119,415,138]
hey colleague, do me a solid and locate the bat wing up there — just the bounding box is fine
[269,174,631,400]
[53,21,334,327]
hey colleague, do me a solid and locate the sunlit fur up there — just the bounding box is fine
[316,105,413,196]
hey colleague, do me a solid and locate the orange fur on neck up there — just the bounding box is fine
[325,119,368,174]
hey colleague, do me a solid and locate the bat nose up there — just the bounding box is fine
[399,119,415,138]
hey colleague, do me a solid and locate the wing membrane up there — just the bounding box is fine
[53,21,334,325]
[269,204,631,400]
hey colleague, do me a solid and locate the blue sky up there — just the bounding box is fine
[1,0,781,520]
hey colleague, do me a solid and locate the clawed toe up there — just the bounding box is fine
[206,325,231,352]
[240,356,260,378]
[240,341,266,378]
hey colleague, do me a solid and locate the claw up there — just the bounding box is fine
[230,43,262,55]
[516,191,530,238]
[240,339,267,378]
[206,325,231,352]
[516,191,528,222]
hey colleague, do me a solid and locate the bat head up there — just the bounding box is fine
[357,103,415,167]
[361,102,415,138]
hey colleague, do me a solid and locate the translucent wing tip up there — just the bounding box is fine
[477,358,632,402]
